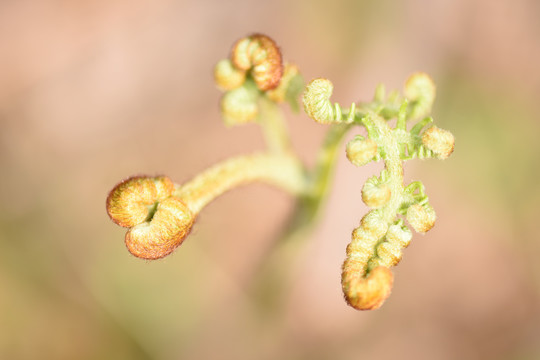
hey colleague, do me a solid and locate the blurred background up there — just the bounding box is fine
[1,0,539,359]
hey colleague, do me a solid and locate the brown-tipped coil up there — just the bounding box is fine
[342,264,394,311]
[231,34,283,91]
[125,197,195,260]
[106,176,175,228]
[341,212,393,310]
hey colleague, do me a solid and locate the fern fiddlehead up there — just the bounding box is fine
[303,73,454,310]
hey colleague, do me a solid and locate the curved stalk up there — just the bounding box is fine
[174,152,306,214]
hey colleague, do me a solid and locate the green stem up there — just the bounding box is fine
[370,113,404,225]
[248,123,353,315]
[269,123,353,249]
[365,113,406,273]
[257,96,293,154]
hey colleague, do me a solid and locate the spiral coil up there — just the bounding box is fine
[302,78,357,124]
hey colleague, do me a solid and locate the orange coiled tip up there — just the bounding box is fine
[106,176,195,260]
[106,175,175,227]
[231,33,283,91]
[342,265,394,310]
[125,197,195,260]
[343,218,394,310]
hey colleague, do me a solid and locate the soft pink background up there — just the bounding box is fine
[1,1,539,359]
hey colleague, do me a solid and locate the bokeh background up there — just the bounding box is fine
[1,0,539,359]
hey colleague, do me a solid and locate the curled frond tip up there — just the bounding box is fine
[106,176,196,260]
[231,33,283,91]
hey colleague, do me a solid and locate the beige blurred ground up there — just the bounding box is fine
[1,0,540,359]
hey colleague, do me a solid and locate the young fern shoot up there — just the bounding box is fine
[303,74,454,309]
[106,34,454,311]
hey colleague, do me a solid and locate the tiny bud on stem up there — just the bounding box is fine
[406,203,436,233]
[422,125,455,159]
[362,177,391,209]
[214,59,246,91]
